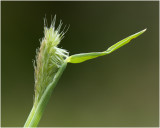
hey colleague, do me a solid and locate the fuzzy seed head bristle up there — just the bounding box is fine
[34,16,69,106]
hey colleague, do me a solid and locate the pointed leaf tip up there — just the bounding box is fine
[105,29,146,54]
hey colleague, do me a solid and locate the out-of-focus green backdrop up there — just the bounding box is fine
[2,1,159,127]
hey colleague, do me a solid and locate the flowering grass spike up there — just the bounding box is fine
[34,17,69,107]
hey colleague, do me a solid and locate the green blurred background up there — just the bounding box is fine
[2,1,159,127]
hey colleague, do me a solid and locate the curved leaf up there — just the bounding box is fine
[67,29,146,63]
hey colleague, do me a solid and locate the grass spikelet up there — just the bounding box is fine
[34,16,69,107]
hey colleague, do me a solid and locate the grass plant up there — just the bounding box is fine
[24,16,146,127]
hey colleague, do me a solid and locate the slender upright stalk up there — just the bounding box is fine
[24,61,67,127]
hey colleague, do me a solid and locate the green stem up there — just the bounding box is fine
[24,61,67,127]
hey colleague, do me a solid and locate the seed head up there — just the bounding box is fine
[34,16,69,106]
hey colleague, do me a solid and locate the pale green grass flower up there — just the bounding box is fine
[33,17,69,107]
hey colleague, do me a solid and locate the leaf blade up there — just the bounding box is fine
[67,29,146,63]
